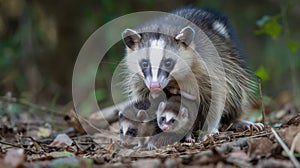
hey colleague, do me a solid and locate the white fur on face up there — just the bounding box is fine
[126,48,148,77]
[121,121,130,136]
[212,21,229,38]
[165,112,176,122]
[149,39,165,82]
[170,48,194,79]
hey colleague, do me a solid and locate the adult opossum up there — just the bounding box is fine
[121,6,263,137]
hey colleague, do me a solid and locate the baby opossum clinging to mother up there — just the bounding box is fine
[119,6,264,147]
[119,90,199,149]
[119,92,166,149]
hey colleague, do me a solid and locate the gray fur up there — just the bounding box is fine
[119,92,166,148]
[121,7,258,141]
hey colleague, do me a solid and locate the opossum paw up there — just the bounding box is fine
[133,145,142,149]
[211,128,219,134]
[185,137,195,143]
[230,120,264,132]
[147,143,157,150]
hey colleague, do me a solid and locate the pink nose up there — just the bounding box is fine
[150,82,161,90]
[162,125,169,131]
[122,141,128,146]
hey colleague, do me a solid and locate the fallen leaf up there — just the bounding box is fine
[49,133,73,147]
[131,158,161,168]
[248,137,274,159]
[229,151,249,161]
[286,115,300,126]
[278,125,300,153]
[48,157,79,168]
[49,151,75,158]
[4,148,25,168]
[37,126,51,138]
[257,158,294,168]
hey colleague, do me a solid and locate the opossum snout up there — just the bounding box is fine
[122,141,128,146]
[162,124,169,131]
[150,82,162,91]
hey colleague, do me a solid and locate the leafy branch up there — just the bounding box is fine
[255,0,299,106]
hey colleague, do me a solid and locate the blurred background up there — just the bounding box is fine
[0,0,299,110]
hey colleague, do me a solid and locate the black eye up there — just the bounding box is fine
[160,116,166,122]
[141,60,149,68]
[120,128,123,134]
[127,128,136,136]
[164,59,172,67]
[170,118,176,124]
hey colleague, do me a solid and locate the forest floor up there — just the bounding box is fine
[0,93,300,168]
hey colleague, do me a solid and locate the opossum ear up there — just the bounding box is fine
[179,107,188,119]
[137,110,147,121]
[158,102,166,115]
[118,111,123,118]
[175,26,195,46]
[122,28,141,50]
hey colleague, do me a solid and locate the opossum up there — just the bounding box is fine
[156,95,199,143]
[119,109,159,148]
[119,92,165,148]
[121,7,263,139]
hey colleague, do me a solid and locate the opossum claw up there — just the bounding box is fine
[147,143,157,150]
[230,120,264,132]
[185,136,195,143]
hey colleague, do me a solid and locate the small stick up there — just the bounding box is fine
[224,123,233,131]
[249,124,253,136]
[0,140,41,154]
[271,128,300,168]
[258,77,266,126]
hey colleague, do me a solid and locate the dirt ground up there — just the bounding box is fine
[0,95,300,168]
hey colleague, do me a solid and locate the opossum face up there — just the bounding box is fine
[122,27,195,91]
[156,102,189,132]
[119,117,138,146]
[119,110,148,146]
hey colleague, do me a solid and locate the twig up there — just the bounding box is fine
[0,140,41,154]
[224,123,233,131]
[271,128,300,168]
[249,124,253,136]
[258,77,266,125]
[0,96,64,116]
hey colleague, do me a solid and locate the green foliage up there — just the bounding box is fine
[51,151,75,158]
[0,32,20,72]
[0,102,22,115]
[255,66,270,82]
[255,16,282,39]
[95,88,107,102]
[288,40,299,53]
[255,0,300,106]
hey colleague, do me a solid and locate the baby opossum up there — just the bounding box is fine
[119,93,165,148]
[121,6,263,135]
[119,109,159,148]
[156,95,198,143]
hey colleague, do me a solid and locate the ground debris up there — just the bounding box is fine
[1,100,300,167]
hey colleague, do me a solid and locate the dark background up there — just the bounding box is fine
[0,0,299,108]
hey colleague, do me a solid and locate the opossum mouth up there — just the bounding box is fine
[150,88,162,92]
[162,124,169,131]
[149,82,163,91]
[122,141,128,146]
